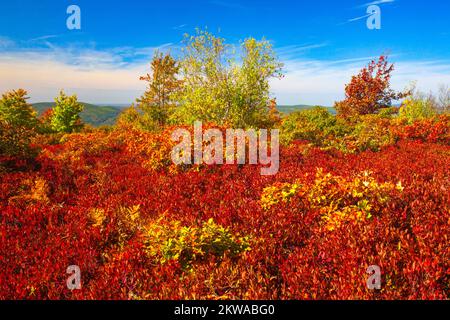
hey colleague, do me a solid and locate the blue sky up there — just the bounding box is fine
[0,0,449,105]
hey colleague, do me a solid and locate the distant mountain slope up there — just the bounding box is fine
[32,102,123,126]
[32,103,335,126]
[277,105,336,115]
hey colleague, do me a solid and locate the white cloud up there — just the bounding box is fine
[1,43,449,106]
[0,36,15,48]
[28,35,59,42]
[0,43,176,104]
[276,43,329,58]
[172,24,188,30]
[271,57,450,106]
[343,0,395,25]
[347,13,372,22]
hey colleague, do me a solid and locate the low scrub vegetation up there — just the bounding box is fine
[0,30,449,300]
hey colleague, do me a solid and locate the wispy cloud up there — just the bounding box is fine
[347,13,372,22]
[342,0,395,25]
[337,15,370,26]
[276,43,329,60]
[270,55,450,106]
[172,24,188,30]
[0,36,15,48]
[0,40,448,106]
[29,35,59,42]
[0,42,177,103]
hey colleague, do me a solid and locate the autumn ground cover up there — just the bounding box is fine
[0,117,448,299]
[0,30,449,300]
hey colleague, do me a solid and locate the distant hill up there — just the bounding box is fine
[277,105,336,115]
[97,104,130,109]
[32,102,123,127]
[31,103,335,126]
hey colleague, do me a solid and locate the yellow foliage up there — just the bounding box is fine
[260,182,302,210]
[260,168,404,231]
[89,208,107,228]
[144,217,250,269]
[30,177,50,203]
[89,205,142,249]
[9,176,49,204]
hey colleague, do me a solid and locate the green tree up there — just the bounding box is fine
[0,89,37,157]
[280,107,349,145]
[116,104,155,130]
[175,29,231,124]
[137,52,182,128]
[234,38,284,127]
[176,29,283,127]
[0,89,37,128]
[51,91,84,133]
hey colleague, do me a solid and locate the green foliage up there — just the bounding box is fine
[340,114,397,152]
[0,89,37,158]
[234,38,284,127]
[175,29,283,128]
[51,91,84,133]
[116,104,159,131]
[0,89,37,128]
[280,108,398,153]
[277,105,335,115]
[172,29,228,125]
[280,107,350,145]
[145,217,250,269]
[117,104,140,127]
[377,107,398,119]
[399,97,436,123]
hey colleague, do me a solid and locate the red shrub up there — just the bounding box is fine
[0,124,448,300]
